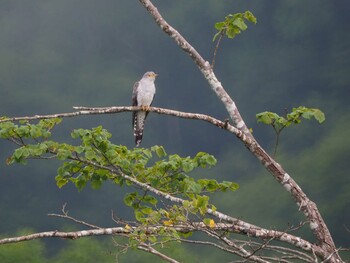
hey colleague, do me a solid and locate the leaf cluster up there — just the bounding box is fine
[256,106,325,134]
[0,118,62,164]
[0,119,239,246]
[213,11,257,41]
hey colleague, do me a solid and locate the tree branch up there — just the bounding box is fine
[0,106,331,259]
[48,203,101,229]
[0,227,129,245]
[138,0,251,136]
[0,105,253,145]
[137,1,342,261]
[137,243,180,263]
[49,155,328,259]
[0,222,310,246]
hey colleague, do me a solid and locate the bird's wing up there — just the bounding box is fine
[132,81,140,129]
[132,81,139,106]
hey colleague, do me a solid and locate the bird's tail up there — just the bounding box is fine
[133,111,147,147]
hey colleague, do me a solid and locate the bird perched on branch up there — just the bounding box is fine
[132,71,157,147]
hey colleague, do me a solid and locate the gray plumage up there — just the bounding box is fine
[132,71,157,147]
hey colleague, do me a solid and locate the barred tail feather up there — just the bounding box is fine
[133,111,146,147]
[135,129,143,147]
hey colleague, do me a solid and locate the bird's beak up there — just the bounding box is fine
[154,73,158,77]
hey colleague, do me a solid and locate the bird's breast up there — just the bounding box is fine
[137,83,155,106]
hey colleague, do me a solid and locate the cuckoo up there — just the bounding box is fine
[132,71,157,146]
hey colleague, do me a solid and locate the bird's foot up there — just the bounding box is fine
[141,106,151,111]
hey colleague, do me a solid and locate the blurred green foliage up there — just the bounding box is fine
[0,229,118,263]
[0,229,46,263]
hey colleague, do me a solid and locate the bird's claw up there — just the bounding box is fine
[141,106,150,111]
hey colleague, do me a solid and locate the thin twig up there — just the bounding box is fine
[211,30,225,69]
[48,203,102,229]
[47,213,101,230]
[137,243,180,263]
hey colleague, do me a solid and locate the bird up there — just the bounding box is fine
[132,71,157,147]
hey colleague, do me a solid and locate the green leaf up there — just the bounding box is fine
[13,148,23,160]
[57,148,72,160]
[85,150,96,160]
[74,146,85,154]
[226,27,237,38]
[244,11,257,24]
[134,210,144,222]
[214,21,225,30]
[220,181,239,191]
[91,175,102,189]
[179,231,193,238]
[182,161,195,173]
[203,218,211,226]
[184,178,202,194]
[206,155,217,166]
[147,235,157,243]
[233,17,247,31]
[256,112,276,125]
[75,177,87,191]
[141,207,153,215]
[143,195,158,205]
[124,192,137,207]
[193,195,209,215]
[56,177,69,188]
[205,179,218,192]
[29,125,42,138]
[313,109,325,123]
[151,145,167,158]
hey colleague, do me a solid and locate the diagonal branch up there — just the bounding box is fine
[138,0,251,136]
[137,1,341,261]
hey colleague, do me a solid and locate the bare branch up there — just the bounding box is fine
[0,222,311,248]
[0,105,253,153]
[0,227,129,245]
[201,228,270,263]
[180,238,237,255]
[1,105,236,133]
[137,243,180,263]
[48,203,101,229]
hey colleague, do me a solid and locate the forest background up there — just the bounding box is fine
[0,1,349,262]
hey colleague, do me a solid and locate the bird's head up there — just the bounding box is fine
[143,71,158,81]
